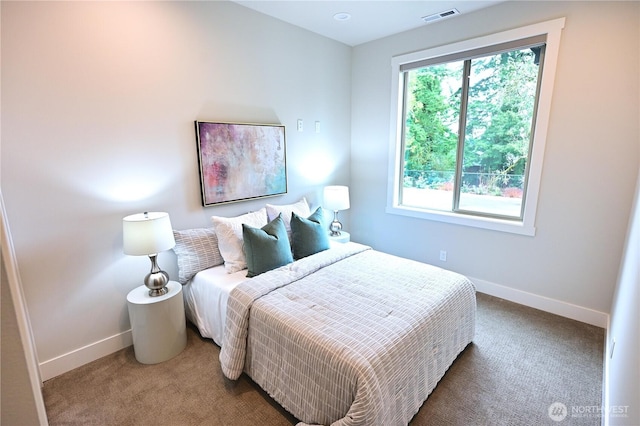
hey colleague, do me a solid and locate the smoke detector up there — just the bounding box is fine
[421,8,460,24]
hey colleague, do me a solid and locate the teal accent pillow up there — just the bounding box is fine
[291,207,330,260]
[242,214,293,277]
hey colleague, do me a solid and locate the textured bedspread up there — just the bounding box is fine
[220,243,476,426]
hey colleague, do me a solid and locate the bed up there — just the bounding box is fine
[173,200,476,426]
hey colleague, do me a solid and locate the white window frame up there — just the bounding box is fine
[387,18,565,236]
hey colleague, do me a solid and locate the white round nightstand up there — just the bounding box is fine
[126,281,187,364]
[329,231,350,243]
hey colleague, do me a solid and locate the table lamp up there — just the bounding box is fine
[123,212,176,296]
[323,185,350,236]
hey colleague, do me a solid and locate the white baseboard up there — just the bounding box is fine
[39,330,132,381]
[471,276,608,328]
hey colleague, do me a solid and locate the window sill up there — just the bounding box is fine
[386,204,536,236]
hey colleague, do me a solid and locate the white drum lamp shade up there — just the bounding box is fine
[324,186,350,211]
[123,212,175,255]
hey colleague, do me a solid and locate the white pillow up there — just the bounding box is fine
[266,198,311,236]
[211,208,268,273]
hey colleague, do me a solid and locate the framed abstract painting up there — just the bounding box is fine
[195,121,287,206]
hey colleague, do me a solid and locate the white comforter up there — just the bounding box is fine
[220,242,476,426]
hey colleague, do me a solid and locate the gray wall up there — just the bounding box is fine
[350,1,639,315]
[1,1,351,375]
[607,173,640,424]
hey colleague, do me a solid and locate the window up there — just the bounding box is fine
[387,19,565,236]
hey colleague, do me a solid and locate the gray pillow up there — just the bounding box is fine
[242,214,294,277]
[172,228,224,284]
[290,207,330,260]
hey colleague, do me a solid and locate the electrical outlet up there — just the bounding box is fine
[315,121,321,133]
[439,250,447,261]
[297,119,303,132]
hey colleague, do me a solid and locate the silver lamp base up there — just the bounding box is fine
[329,210,343,236]
[145,254,169,297]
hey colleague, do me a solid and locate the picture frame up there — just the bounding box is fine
[194,121,287,206]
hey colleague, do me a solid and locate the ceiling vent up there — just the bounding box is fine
[421,8,460,24]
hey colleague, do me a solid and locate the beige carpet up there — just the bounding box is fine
[43,293,604,425]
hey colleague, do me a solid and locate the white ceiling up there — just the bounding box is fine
[232,1,505,46]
